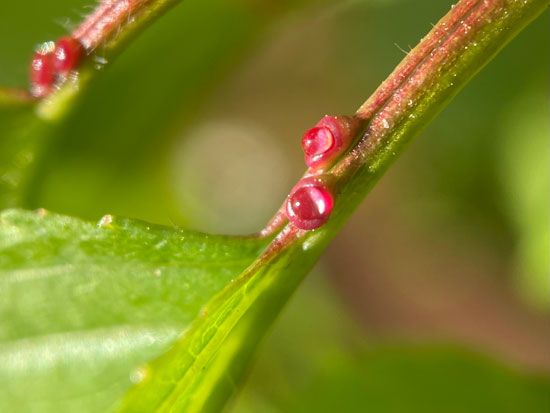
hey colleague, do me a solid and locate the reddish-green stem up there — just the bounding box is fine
[263,0,548,244]
[334,0,548,181]
[73,0,179,52]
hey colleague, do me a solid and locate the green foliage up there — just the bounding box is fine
[283,346,550,413]
[0,101,41,207]
[233,279,550,413]
[0,209,266,411]
[0,0,548,412]
[498,88,550,308]
[0,0,280,220]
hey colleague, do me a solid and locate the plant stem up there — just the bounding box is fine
[73,0,180,54]
[267,0,549,243]
[36,0,182,119]
[333,0,548,184]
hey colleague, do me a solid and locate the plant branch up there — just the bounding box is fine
[73,0,180,54]
[35,0,182,120]
[264,0,549,254]
[333,0,548,184]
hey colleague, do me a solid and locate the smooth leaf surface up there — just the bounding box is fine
[0,209,267,412]
[118,228,325,413]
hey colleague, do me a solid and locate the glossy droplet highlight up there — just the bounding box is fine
[302,126,334,158]
[54,37,84,74]
[30,45,55,97]
[302,115,353,169]
[286,179,334,230]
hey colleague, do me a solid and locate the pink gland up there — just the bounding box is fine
[54,37,83,75]
[286,178,334,230]
[30,47,55,98]
[301,115,349,169]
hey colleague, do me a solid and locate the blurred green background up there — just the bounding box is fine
[0,0,548,411]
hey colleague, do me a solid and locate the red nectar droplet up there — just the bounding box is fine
[302,115,351,169]
[286,178,334,230]
[302,126,334,159]
[30,46,55,98]
[54,37,84,75]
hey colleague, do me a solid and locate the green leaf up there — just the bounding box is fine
[0,209,267,412]
[0,98,43,208]
[498,88,550,308]
[1,1,548,412]
[117,228,325,413]
[230,278,550,413]
[281,346,550,413]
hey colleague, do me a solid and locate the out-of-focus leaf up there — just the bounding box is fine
[117,227,326,412]
[284,346,550,413]
[498,88,550,308]
[1,2,547,413]
[0,0,324,219]
[0,209,267,412]
[231,277,550,413]
[0,97,43,208]
[22,0,326,224]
